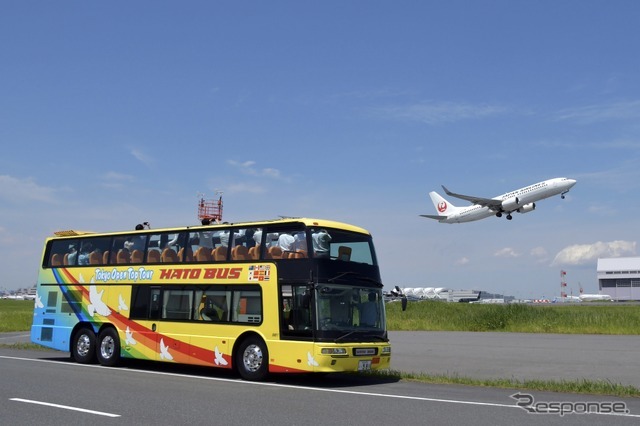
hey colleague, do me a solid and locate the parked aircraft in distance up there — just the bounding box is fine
[421,177,576,223]
[578,293,612,302]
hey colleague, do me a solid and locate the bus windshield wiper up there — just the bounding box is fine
[328,272,357,282]
[334,331,357,343]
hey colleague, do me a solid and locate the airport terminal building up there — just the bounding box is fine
[597,257,640,301]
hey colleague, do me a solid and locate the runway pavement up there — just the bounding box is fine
[388,331,640,387]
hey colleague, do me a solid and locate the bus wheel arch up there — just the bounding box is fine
[96,326,121,367]
[233,333,269,381]
[70,324,97,364]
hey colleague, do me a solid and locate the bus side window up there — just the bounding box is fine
[233,290,261,323]
[48,240,76,267]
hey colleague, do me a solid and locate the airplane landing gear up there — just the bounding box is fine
[506,214,513,220]
[496,212,502,218]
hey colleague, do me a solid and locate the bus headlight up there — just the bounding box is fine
[321,348,347,355]
[382,346,391,355]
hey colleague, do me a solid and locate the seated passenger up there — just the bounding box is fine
[78,243,93,266]
[312,229,331,257]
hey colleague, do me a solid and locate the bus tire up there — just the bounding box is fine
[96,327,121,367]
[236,336,269,381]
[72,327,97,364]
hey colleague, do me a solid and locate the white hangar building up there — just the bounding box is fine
[597,257,640,301]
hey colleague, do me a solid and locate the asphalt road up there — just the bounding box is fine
[389,331,640,387]
[1,350,639,425]
[3,330,640,423]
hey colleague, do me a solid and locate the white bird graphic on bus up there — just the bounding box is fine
[214,346,228,366]
[87,285,112,317]
[160,338,173,360]
[34,293,44,309]
[307,352,319,367]
[118,294,129,311]
[125,326,137,346]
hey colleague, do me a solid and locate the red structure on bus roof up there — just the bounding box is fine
[197,194,223,222]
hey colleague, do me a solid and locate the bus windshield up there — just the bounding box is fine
[315,284,385,340]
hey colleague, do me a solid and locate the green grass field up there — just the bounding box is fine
[386,300,640,334]
[4,298,640,334]
[0,299,33,333]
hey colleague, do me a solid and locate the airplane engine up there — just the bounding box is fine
[517,203,536,214]
[501,196,520,211]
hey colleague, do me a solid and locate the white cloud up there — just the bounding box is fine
[555,100,640,124]
[0,175,57,203]
[552,241,637,266]
[494,247,520,258]
[227,160,290,182]
[530,247,548,258]
[456,257,470,265]
[530,247,549,264]
[371,101,508,125]
[129,147,155,167]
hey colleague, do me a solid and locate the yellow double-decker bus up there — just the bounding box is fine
[31,218,391,380]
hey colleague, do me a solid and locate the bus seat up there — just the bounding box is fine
[147,249,161,263]
[89,251,101,265]
[63,253,69,265]
[117,249,130,264]
[338,246,352,261]
[248,246,259,260]
[161,248,179,263]
[267,246,283,259]
[290,250,307,259]
[232,245,250,260]
[131,249,143,263]
[200,298,219,321]
[212,246,227,261]
[177,247,193,262]
[103,251,110,264]
[195,247,212,262]
[50,253,62,266]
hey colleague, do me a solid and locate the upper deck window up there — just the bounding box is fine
[309,227,376,266]
[43,222,377,268]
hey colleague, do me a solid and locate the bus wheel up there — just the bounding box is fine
[72,327,97,364]
[236,336,269,381]
[97,328,121,367]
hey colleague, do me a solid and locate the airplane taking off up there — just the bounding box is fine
[421,177,576,223]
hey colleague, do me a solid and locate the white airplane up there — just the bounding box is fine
[579,293,612,302]
[421,177,576,223]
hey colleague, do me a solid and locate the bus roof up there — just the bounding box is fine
[48,218,371,240]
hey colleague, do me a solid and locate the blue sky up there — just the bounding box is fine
[2,1,640,299]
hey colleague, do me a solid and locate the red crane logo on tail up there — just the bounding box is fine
[437,201,447,213]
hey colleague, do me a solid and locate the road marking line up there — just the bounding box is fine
[10,398,120,418]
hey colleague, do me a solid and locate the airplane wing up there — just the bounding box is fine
[441,185,503,210]
[420,214,446,221]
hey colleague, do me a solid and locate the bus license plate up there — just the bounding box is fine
[358,360,372,371]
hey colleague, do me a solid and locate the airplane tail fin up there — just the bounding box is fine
[429,191,458,216]
[421,192,459,221]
